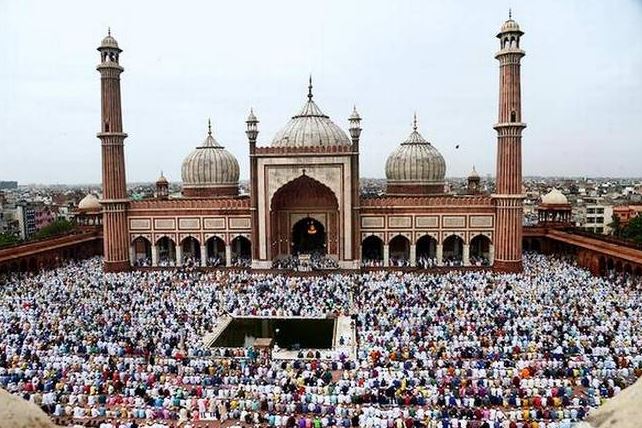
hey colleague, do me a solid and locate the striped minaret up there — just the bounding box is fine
[493,12,526,273]
[97,29,130,272]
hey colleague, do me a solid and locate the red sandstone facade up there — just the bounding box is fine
[96,17,528,273]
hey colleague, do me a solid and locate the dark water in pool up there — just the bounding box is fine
[213,317,335,349]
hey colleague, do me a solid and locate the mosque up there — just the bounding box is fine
[97,15,526,272]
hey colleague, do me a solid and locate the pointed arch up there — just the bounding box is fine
[443,234,464,265]
[362,235,384,264]
[231,235,251,266]
[388,234,410,265]
[132,236,152,266]
[416,234,437,267]
[470,234,491,266]
[205,235,226,266]
[156,236,176,265]
[181,236,201,264]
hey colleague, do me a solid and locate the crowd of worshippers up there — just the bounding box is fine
[0,254,641,428]
[134,256,252,269]
[272,254,339,271]
[361,256,490,268]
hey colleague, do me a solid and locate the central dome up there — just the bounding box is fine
[271,79,350,148]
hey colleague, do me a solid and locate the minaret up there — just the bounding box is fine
[97,29,130,272]
[493,11,526,272]
[245,109,260,265]
[348,106,362,267]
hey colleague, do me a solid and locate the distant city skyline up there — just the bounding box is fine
[1,0,641,184]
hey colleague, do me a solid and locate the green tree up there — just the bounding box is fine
[621,215,642,244]
[608,215,623,238]
[33,219,74,239]
[0,232,20,248]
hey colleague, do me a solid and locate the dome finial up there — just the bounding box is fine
[308,75,313,101]
[207,118,212,136]
[508,8,512,19]
[412,112,418,131]
[108,26,111,36]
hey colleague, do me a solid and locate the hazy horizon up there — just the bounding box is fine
[1,0,641,184]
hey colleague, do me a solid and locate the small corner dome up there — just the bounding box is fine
[181,122,240,190]
[78,194,101,211]
[385,116,446,185]
[541,188,568,205]
[156,173,168,184]
[500,18,521,33]
[100,30,120,49]
[271,79,350,148]
[468,166,480,179]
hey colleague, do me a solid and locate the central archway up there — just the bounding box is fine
[270,175,339,260]
[292,217,326,255]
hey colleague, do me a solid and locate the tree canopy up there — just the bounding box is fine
[33,219,74,240]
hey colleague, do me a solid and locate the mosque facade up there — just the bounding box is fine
[97,16,526,273]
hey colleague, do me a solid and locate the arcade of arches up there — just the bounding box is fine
[130,235,252,267]
[361,233,493,267]
[0,231,102,275]
[270,175,339,259]
[523,233,642,277]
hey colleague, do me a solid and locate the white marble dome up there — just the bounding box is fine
[385,117,446,186]
[100,29,120,49]
[78,194,101,211]
[181,123,239,190]
[541,188,568,205]
[271,81,350,148]
[500,18,521,33]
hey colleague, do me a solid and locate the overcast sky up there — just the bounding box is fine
[1,0,641,185]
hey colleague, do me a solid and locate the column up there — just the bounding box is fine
[463,244,470,267]
[176,245,183,267]
[151,245,158,267]
[200,244,207,267]
[383,244,390,267]
[489,244,495,266]
[225,244,232,267]
[409,244,416,267]
[436,244,443,267]
[129,245,135,267]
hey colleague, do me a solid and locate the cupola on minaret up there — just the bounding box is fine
[156,172,169,199]
[97,29,130,272]
[467,166,481,194]
[493,11,527,272]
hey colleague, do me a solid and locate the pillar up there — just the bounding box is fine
[225,244,232,267]
[129,245,135,266]
[489,244,495,265]
[436,244,443,266]
[409,244,416,267]
[176,245,183,267]
[463,244,470,267]
[151,244,158,267]
[383,244,390,267]
[200,244,207,267]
